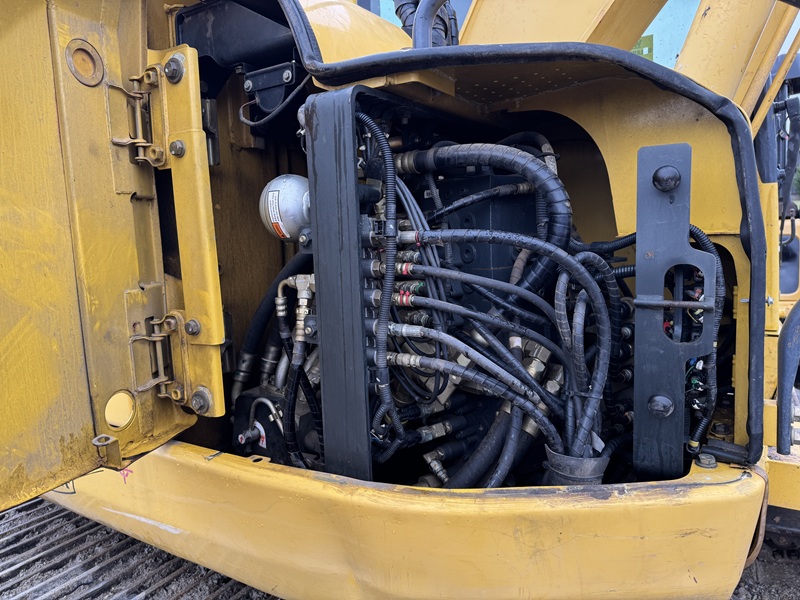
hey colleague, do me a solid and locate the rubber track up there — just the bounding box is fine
[0,499,279,600]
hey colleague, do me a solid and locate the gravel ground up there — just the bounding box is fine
[732,546,800,600]
[2,499,797,599]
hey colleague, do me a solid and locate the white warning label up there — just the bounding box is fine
[268,190,289,239]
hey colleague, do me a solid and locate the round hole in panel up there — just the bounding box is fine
[105,390,136,430]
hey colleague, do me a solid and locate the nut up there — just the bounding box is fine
[282,69,292,83]
[169,140,186,157]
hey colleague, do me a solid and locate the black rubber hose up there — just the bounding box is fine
[412,0,448,48]
[406,264,558,325]
[356,113,404,440]
[571,290,590,393]
[386,353,565,460]
[284,340,312,468]
[485,407,523,488]
[777,300,800,454]
[428,182,534,223]
[468,318,564,419]
[396,144,573,295]
[600,431,632,458]
[573,251,622,367]
[469,284,552,331]
[447,411,511,488]
[687,225,726,452]
[406,228,610,458]
[611,265,636,279]
[568,232,636,255]
[406,295,572,381]
[231,252,314,405]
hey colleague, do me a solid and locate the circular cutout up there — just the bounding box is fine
[65,39,104,87]
[105,391,135,430]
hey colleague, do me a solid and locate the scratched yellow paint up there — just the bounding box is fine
[0,1,98,511]
[47,442,766,600]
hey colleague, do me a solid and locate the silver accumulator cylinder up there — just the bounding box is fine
[259,174,311,242]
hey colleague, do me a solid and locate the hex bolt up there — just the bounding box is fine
[169,140,186,158]
[304,326,313,335]
[163,56,184,84]
[282,69,292,83]
[652,165,681,192]
[298,233,310,246]
[162,316,178,332]
[695,453,717,469]
[243,80,253,92]
[184,319,201,336]
[190,387,211,415]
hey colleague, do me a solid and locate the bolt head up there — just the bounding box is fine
[191,390,211,415]
[304,326,313,335]
[298,233,309,246]
[652,165,681,193]
[164,56,184,84]
[184,319,201,336]
[647,394,674,418]
[792,428,800,445]
[282,69,292,83]
[169,140,186,157]
[792,403,800,422]
[243,80,253,92]
[162,316,178,332]
[696,453,717,468]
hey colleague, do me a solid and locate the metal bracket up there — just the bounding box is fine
[244,62,296,112]
[633,143,717,480]
[92,434,122,469]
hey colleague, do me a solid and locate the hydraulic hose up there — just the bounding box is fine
[403,264,558,325]
[356,113,405,441]
[600,431,632,458]
[403,228,611,458]
[484,406,523,488]
[568,232,636,255]
[572,251,622,367]
[428,182,534,223]
[411,0,449,48]
[232,251,314,407]
[470,284,551,331]
[468,318,564,419]
[387,353,565,455]
[284,340,312,468]
[495,131,558,175]
[405,295,572,380]
[446,410,511,488]
[396,144,573,295]
[571,290,590,393]
[687,225,726,452]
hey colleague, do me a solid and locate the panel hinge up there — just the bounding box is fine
[129,316,183,403]
[110,65,168,167]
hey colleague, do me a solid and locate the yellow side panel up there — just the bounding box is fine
[49,442,766,600]
[461,0,665,48]
[0,2,98,511]
[300,0,411,63]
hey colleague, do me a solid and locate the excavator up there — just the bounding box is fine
[2,0,800,598]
